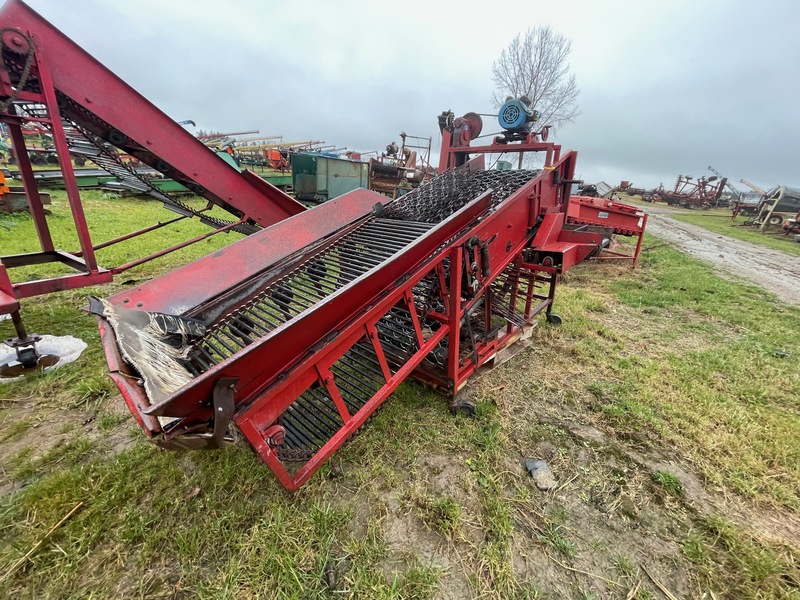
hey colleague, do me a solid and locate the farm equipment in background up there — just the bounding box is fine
[616,181,649,199]
[707,165,741,205]
[196,129,260,148]
[368,132,434,198]
[291,153,368,203]
[94,95,648,491]
[648,174,727,208]
[0,0,305,369]
[742,186,800,230]
[566,196,647,266]
[576,182,613,199]
[0,168,50,212]
[228,136,288,169]
[732,179,768,220]
[730,180,800,232]
[783,210,800,240]
[236,141,328,195]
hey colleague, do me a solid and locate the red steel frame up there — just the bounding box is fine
[0,0,305,350]
[98,138,611,489]
[94,104,651,490]
[566,195,648,267]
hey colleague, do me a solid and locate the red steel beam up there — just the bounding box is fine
[0,0,305,227]
[109,189,390,315]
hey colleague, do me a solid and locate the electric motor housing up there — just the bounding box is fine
[498,98,539,132]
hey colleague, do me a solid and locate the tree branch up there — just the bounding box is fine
[490,25,581,132]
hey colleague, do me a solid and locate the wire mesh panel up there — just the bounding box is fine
[384,169,541,223]
[271,335,387,464]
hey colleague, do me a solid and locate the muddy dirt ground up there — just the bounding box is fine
[643,205,800,305]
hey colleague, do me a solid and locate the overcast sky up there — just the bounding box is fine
[21,0,800,191]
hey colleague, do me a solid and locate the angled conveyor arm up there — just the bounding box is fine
[0,0,305,226]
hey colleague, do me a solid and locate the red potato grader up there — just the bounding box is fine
[95,103,646,491]
[0,1,647,490]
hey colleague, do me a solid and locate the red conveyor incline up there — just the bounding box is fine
[0,0,305,226]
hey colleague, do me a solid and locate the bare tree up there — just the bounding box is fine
[491,26,580,133]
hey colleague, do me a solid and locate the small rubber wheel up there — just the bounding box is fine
[449,398,476,417]
[768,215,784,226]
[264,424,286,447]
[546,313,563,325]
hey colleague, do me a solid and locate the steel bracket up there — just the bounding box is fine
[210,377,237,449]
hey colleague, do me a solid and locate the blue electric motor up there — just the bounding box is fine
[498,98,539,132]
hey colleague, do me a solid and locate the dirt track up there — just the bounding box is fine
[644,207,800,305]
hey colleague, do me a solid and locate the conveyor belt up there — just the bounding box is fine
[184,169,541,374]
[186,217,434,373]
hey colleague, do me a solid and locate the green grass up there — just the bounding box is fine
[612,554,635,577]
[404,492,463,537]
[1,188,245,282]
[651,471,684,496]
[671,211,800,256]
[1,192,799,598]
[682,515,798,597]
[617,193,800,256]
[1,189,244,410]
[543,240,800,510]
[536,520,577,559]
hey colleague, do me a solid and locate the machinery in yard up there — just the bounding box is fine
[707,165,741,204]
[0,0,305,369]
[742,185,800,230]
[648,174,727,208]
[734,179,800,230]
[291,153,369,203]
[783,210,800,239]
[368,132,434,198]
[0,168,49,211]
[565,196,647,266]
[733,179,768,220]
[93,96,648,491]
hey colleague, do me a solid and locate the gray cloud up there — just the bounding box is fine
[23,0,800,192]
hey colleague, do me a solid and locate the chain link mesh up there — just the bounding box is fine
[384,169,541,223]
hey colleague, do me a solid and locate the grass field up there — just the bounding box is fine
[617,195,800,257]
[669,212,800,257]
[1,191,798,598]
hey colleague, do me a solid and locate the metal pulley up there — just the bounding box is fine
[451,112,483,147]
[0,27,31,55]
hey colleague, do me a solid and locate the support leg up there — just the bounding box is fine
[4,310,40,368]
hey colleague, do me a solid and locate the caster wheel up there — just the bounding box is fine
[264,424,286,447]
[449,398,476,417]
[546,313,563,325]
